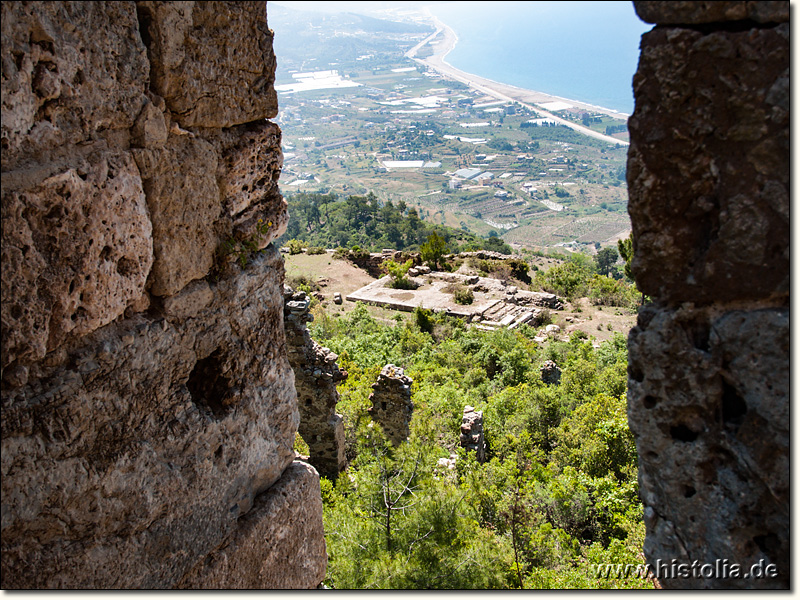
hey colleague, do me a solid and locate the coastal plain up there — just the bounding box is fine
[270,3,632,252]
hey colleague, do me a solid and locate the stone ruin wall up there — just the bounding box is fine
[626,1,788,589]
[459,406,486,463]
[284,287,348,479]
[369,364,414,446]
[1,1,325,588]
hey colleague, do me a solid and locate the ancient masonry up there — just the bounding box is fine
[368,364,414,445]
[1,1,325,588]
[459,406,486,463]
[348,270,562,330]
[283,286,348,479]
[539,360,562,385]
[626,1,789,590]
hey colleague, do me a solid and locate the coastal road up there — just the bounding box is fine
[407,12,630,147]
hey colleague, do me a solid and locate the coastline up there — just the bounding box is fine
[406,9,630,147]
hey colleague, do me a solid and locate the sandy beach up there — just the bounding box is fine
[406,10,630,147]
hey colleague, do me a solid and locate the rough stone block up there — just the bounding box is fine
[1,1,148,171]
[1,152,153,370]
[627,306,789,588]
[133,135,221,297]
[137,1,278,128]
[1,248,299,588]
[627,24,789,304]
[634,1,789,25]
[177,460,327,589]
[209,121,288,249]
[162,279,213,320]
[131,98,169,149]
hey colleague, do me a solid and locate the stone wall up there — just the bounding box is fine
[626,1,789,589]
[368,364,414,446]
[1,1,325,589]
[459,406,486,463]
[284,287,348,479]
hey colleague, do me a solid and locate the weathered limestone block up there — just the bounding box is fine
[205,121,288,249]
[627,23,789,304]
[178,460,327,589]
[634,1,789,25]
[627,1,789,590]
[0,1,148,171]
[131,96,169,149]
[368,364,414,446]
[283,287,347,479]
[628,306,788,589]
[459,406,486,463]
[1,248,299,589]
[133,134,222,297]
[136,1,278,128]
[1,152,153,370]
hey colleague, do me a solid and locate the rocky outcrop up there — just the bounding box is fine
[283,287,347,479]
[459,406,486,463]
[368,365,414,446]
[1,1,324,589]
[626,1,788,590]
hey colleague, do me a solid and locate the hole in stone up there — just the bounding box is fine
[670,424,698,443]
[683,485,696,498]
[68,280,76,294]
[629,363,644,383]
[99,246,113,261]
[187,349,232,420]
[754,533,779,556]
[45,205,65,221]
[116,257,137,277]
[643,395,657,409]
[721,379,747,430]
[214,446,223,459]
[690,318,710,352]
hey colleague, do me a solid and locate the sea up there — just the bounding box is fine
[426,1,652,116]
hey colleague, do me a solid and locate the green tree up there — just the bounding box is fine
[421,231,447,269]
[616,234,634,281]
[383,258,415,289]
[594,247,619,276]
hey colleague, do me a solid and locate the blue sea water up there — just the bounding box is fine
[426,1,651,115]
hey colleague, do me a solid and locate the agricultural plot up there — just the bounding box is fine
[276,46,632,254]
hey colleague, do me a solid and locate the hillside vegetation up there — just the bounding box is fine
[308,304,651,589]
[280,191,512,254]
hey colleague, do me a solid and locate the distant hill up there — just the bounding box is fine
[268,3,433,76]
